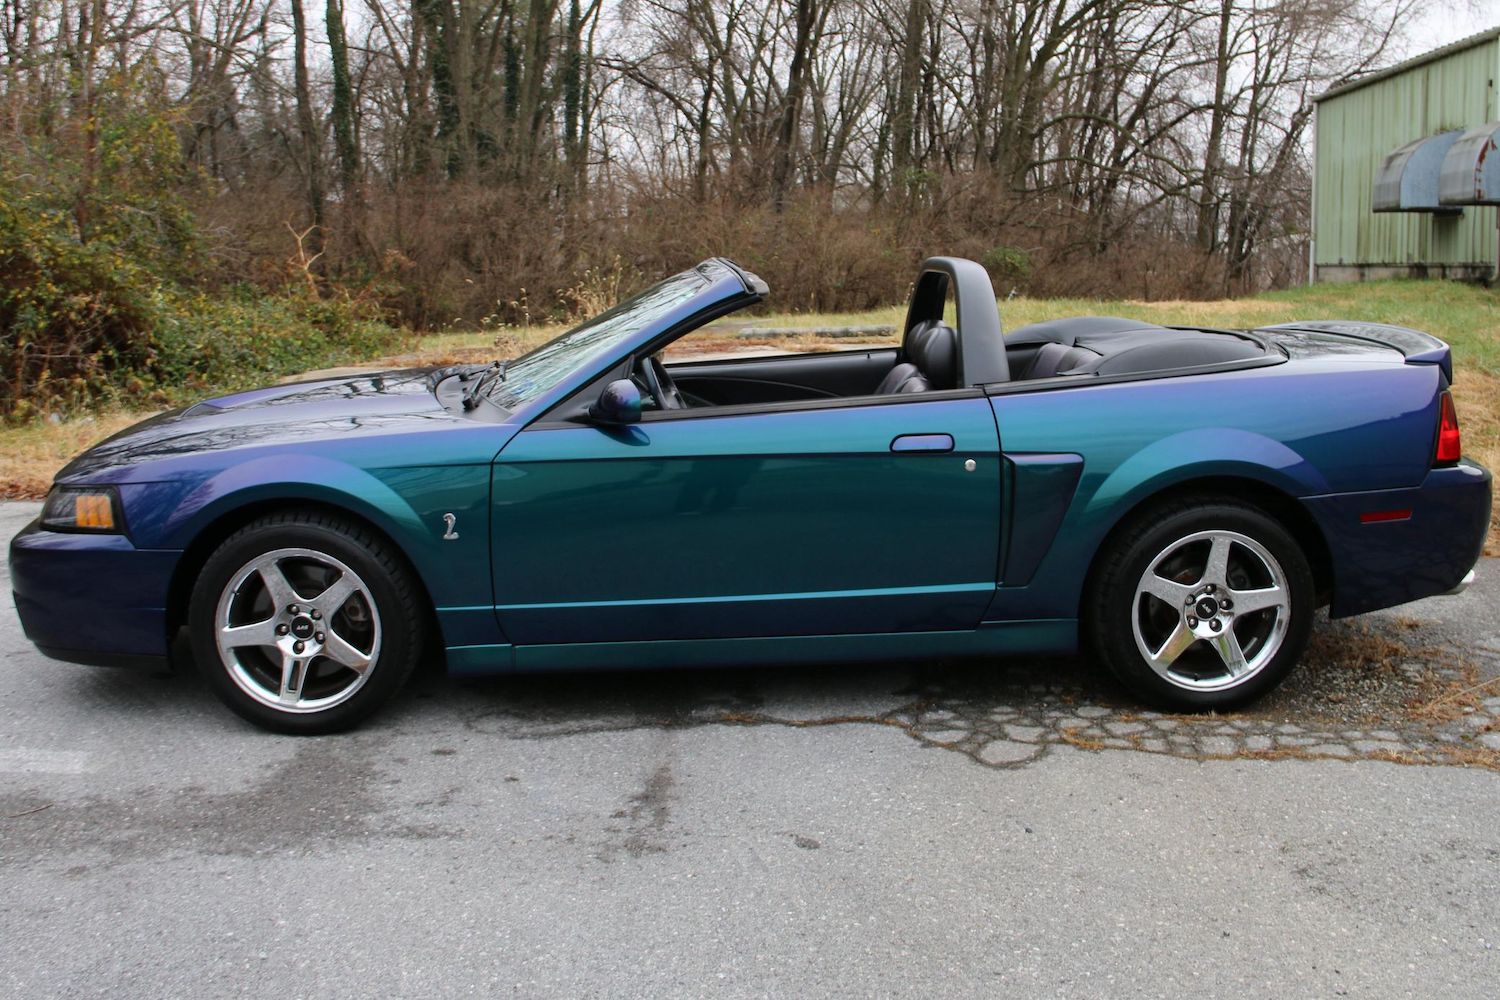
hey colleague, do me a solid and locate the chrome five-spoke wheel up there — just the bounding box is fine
[1087,497,1314,711]
[1131,529,1290,692]
[215,548,382,713]
[190,512,425,733]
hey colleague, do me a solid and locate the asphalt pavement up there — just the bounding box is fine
[2,501,1497,998]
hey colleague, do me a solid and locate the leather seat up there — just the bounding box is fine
[876,320,959,394]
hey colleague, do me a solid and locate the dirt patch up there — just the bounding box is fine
[1257,617,1465,728]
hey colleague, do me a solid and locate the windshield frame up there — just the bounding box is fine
[481,259,761,420]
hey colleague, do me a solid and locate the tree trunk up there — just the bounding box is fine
[891,0,925,186]
[290,0,326,250]
[770,0,817,210]
[1197,0,1233,252]
[327,0,359,193]
[562,0,583,187]
[70,0,105,244]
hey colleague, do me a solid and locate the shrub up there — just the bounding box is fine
[149,291,401,400]
[982,246,1032,288]
[0,82,403,423]
[0,192,163,420]
[0,188,401,422]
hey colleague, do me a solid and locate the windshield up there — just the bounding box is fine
[485,269,710,410]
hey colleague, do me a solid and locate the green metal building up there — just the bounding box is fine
[1313,27,1500,282]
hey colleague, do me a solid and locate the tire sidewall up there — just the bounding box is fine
[189,517,421,734]
[1089,501,1315,711]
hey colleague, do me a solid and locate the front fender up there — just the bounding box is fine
[145,455,428,550]
[123,454,498,649]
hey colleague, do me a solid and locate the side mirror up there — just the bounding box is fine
[589,379,642,425]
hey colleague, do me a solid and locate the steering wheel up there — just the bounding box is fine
[638,354,686,411]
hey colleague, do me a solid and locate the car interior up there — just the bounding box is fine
[640,273,1271,413]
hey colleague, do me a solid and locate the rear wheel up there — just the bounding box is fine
[1086,498,1314,711]
[189,511,425,734]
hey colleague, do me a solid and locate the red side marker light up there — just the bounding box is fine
[1360,509,1412,524]
[1436,391,1462,464]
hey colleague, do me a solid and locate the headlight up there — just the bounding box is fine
[40,486,123,533]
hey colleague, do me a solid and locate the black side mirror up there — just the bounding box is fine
[589,379,642,425]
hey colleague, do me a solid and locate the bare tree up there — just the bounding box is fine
[0,0,1432,319]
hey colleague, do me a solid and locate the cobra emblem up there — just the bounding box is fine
[441,513,459,540]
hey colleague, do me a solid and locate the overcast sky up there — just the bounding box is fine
[1405,1,1498,55]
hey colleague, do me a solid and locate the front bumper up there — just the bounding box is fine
[1302,458,1491,618]
[8,519,180,667]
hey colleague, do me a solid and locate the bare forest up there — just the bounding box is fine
[3,0,1421,338]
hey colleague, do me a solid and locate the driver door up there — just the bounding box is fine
[490,393,1002,645]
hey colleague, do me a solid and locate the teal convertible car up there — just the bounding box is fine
[9,257,1491,732]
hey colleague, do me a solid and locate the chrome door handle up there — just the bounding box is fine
[890,433,955,453]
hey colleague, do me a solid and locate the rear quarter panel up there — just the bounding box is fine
[985,357,1442,620]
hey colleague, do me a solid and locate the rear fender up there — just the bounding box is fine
[988,431,1325,621]
[1086,429,1329,520]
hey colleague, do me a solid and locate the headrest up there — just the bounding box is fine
[905,320,959,390]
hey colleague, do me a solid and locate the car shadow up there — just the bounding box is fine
[400,651,1130,738]
[58,629,1115,730]
[57,613,1492,774]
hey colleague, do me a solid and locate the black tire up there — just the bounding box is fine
[1084,496,1314,712]
[189,510,426,734]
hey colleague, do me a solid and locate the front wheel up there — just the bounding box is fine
[189,511,426,734]
[1086,498,1314,711]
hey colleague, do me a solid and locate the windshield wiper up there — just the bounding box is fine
[461,360,507,410]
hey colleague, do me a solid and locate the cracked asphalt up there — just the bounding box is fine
[2,501,1497,998]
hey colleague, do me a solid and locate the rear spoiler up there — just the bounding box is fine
[1261,321,1453,384]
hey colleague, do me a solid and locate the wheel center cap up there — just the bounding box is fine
[290,616,316,640]
[1195,597,1219,619]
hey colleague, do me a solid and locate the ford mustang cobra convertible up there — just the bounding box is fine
[9,257,1491,732]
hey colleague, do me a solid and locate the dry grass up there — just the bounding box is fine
[1061,733,1500,772]
[323,327,563,374]
[0,412,158,500]
[1262,615,1493,752]
[1410,669,1500,725]
[1058,726,1109,751]
[1288,618,1448,726]
[1223,744,1499,772]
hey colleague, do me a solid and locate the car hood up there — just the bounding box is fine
[57,368,464,482]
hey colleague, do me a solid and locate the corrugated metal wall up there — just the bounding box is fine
[1314,38,1499,268]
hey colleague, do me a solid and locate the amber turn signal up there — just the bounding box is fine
[40,487,122,533]
[75,494,114,529]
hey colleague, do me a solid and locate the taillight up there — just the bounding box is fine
[1436,390,1462,464]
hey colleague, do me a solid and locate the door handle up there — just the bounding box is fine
[890,433,955,453]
